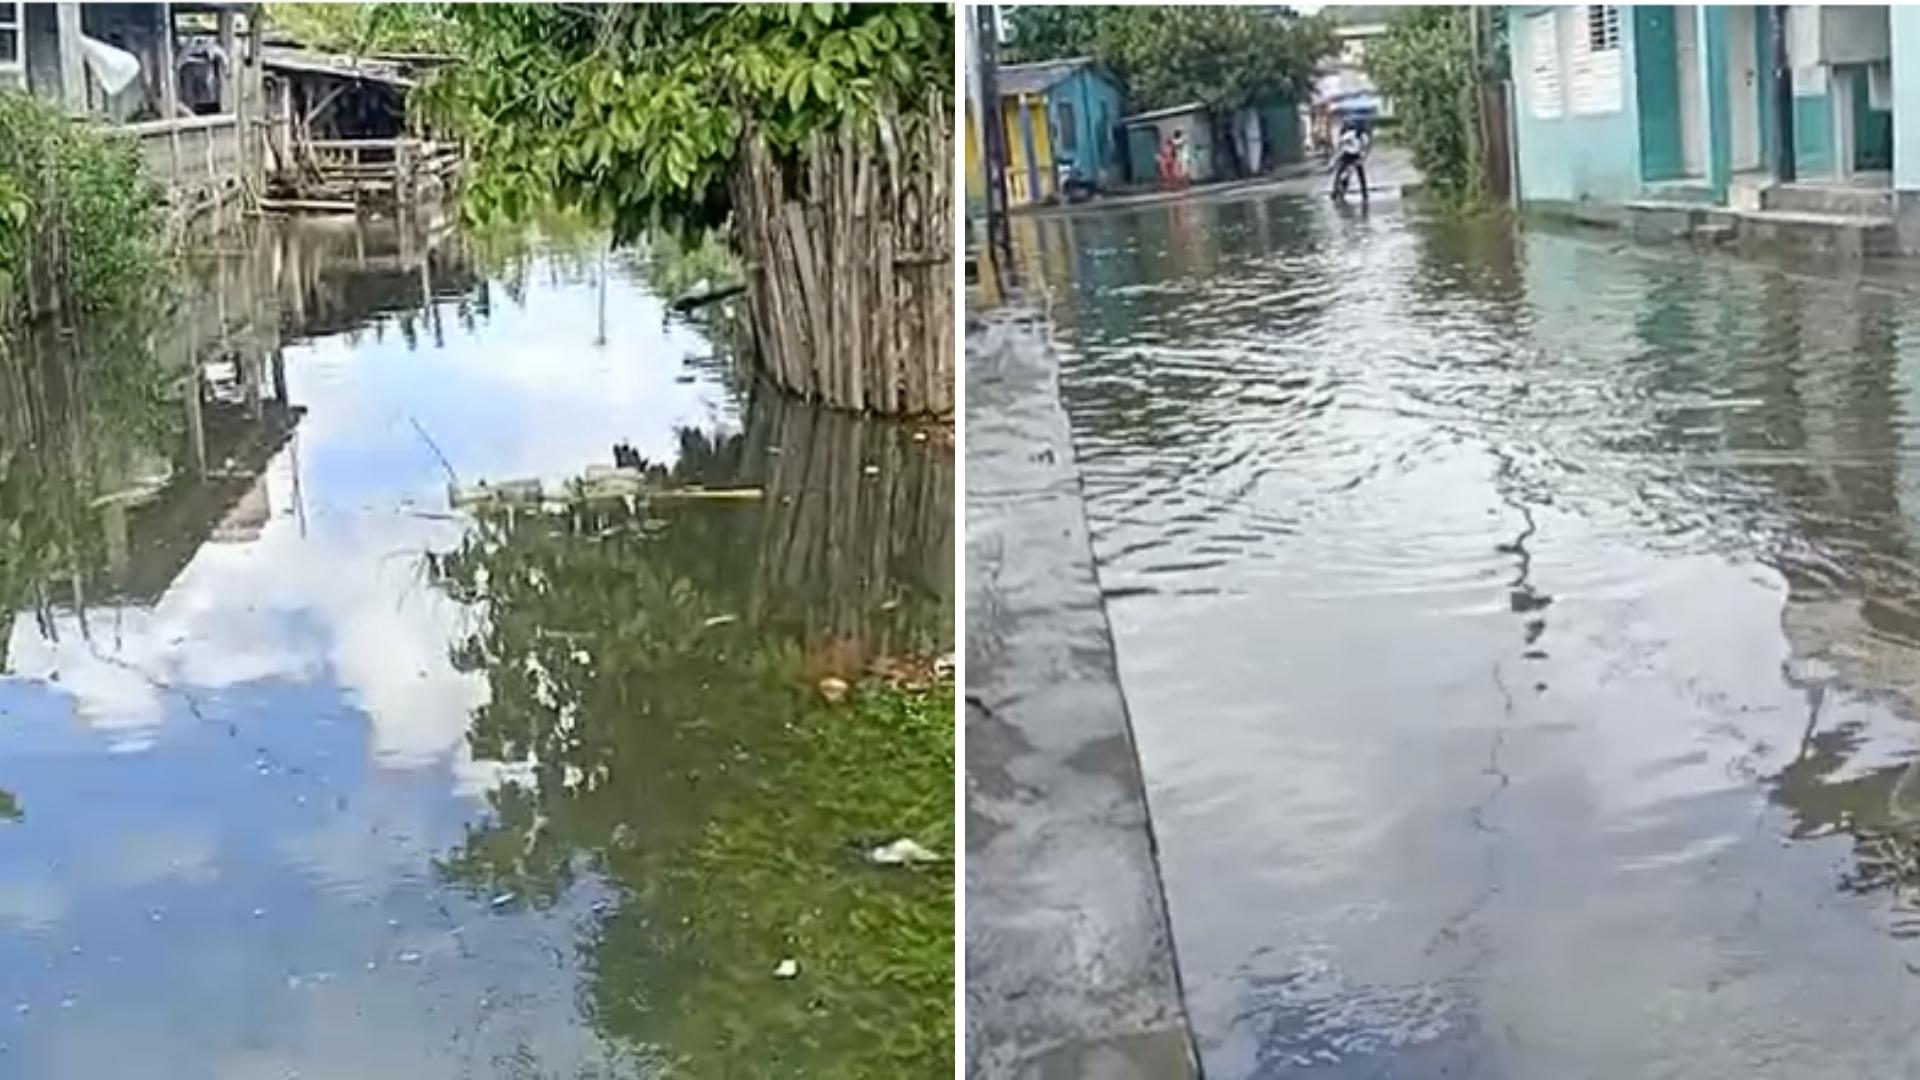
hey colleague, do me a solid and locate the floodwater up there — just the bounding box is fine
[0,219,950,1077]
[1015,193,1920,1077]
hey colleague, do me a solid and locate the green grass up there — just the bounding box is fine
[640,675,955,1078]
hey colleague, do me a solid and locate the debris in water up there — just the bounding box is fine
[396,950,422,965]
[868,838,943,866]
[773,958,799,979]
[818,677,849,704]
[489,892,517,909]
[701,614,737,629]
[863,464,880,476]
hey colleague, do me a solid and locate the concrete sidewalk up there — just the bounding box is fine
[1019,162,1321,218]
[964,312,1199,1079]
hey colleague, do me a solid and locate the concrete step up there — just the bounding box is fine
[1623,200,1736,241]
[1733,207,1895,258]
[1640,182,1718,206]
[1762,183,1893,219]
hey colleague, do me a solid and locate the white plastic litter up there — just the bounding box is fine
[79,36,141,96]
[868,838,942,866]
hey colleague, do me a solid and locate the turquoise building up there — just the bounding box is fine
[996,58,1127,200]
[1511,4,1920,248]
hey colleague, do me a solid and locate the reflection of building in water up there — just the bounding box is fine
[209,475,270,543]
[0,217,481,658]
[93,337,302,603]
[270,217,482,344]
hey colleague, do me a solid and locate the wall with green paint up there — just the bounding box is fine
[1256,96,1303,168]
[1757,8,1777,171]
[1853,66,1893,171]
[1126,126,1159,186]
[1510,5,1645,204]
[1794,91,1833,176]
[1636,6,1685,181]
[1703,5,1732,197]
[1755,9,1846,179]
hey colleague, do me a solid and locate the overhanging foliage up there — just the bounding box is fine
[1004,5,1333,113]
[419,3,953,240]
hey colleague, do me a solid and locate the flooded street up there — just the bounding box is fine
[0,220,951,1077]
[1014,195,1920,1077]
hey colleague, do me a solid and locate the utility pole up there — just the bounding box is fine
[1773,6,1796,183]
[973,5,1012,269]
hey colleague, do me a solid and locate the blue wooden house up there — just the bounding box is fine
[994,57,1126,205]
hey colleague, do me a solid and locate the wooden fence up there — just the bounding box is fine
[743,392,954,665]
[731,91,953,417]
[102,114,250,230]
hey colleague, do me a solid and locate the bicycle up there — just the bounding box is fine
[1330,152,1369,205]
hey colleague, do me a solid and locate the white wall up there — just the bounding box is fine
[1822,6,1891,66]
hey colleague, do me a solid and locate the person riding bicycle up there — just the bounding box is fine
[1331,116,1371,203]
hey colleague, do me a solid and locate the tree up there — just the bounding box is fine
[1003,5,1333,113]
[422,4,956,416]
[263,4,455,55]
[419,3,951,239]
[1000,6,1104,65]
[1367,7,1487,208]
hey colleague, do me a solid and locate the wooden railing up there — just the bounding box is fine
[272,137,460,212]
[102,114,246,215]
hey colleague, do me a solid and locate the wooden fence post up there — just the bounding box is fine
[733,99,953,417]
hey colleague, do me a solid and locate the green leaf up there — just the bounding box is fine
[788,65,810,111]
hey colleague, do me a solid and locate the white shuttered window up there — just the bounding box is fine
[1569,5,1623,115]
[1528,12,1562,119]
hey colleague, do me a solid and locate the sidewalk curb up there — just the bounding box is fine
[964,312,1202,1079]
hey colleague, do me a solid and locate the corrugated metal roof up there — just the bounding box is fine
[997,57,1095,97]
[260,46,416,88]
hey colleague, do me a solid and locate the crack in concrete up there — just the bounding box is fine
[1471,663,1515,833]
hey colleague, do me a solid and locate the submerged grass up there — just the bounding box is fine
[643,673,955,1077]
[433,489,953,1077]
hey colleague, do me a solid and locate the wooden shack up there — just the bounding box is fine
[2,2,267,232]
[259,45,458,217]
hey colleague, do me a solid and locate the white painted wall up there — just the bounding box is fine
[1727,5,1760,171]
[1568,5,1623,115]
[1821,6,1890,66]
[1677,6,1705,177]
